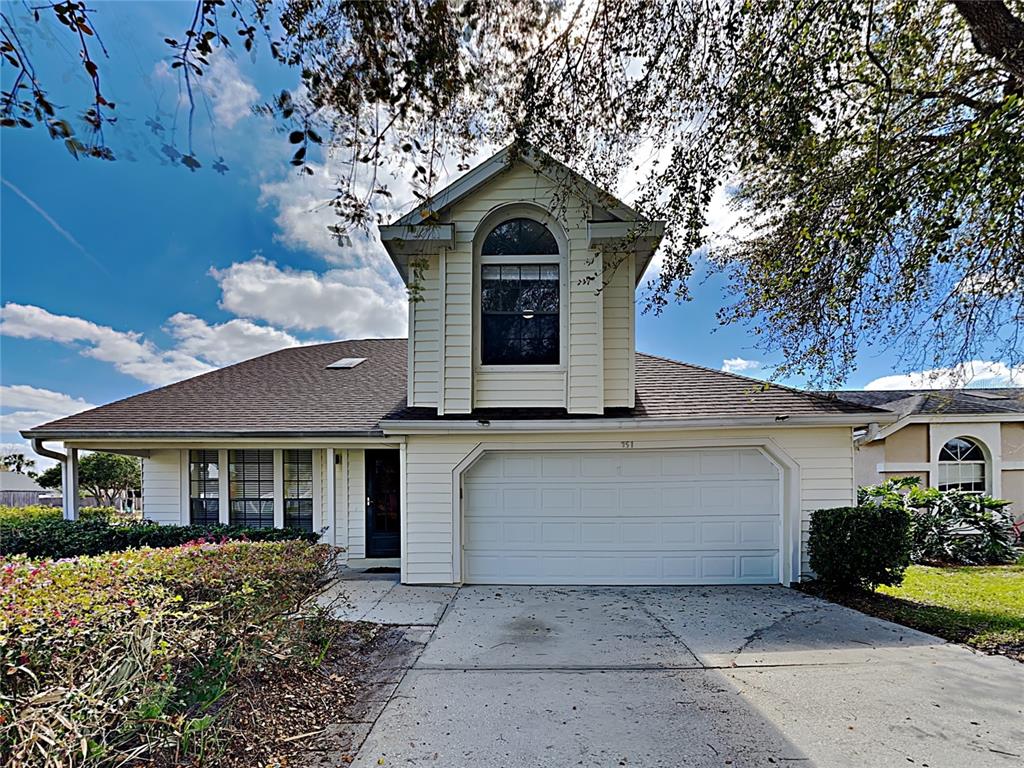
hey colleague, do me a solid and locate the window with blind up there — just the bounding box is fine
[283,449,314,532]
[479,217,561,366]
[228,449,275,529]
[189,449,220,526]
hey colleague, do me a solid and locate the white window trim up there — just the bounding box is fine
[936,437,989,493]
[180,448,326,530]
[473,205,570,374]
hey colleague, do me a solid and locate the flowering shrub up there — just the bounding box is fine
[0,539,337,767]
[0,518,319,559]
[0,505,118,524]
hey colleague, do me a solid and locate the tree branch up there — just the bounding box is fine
[952,0,1024,90]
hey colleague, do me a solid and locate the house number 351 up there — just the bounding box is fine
[621,441,634,448]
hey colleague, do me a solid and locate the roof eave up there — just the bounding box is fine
[22,428,391,441]
[380,412,896,434]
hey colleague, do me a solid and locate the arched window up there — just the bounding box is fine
[479,217,560,366]
[937,437,987,492]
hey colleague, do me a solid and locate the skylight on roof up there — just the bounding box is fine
[326,357,366,369]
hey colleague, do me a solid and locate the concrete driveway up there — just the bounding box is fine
[322,578,1024,767]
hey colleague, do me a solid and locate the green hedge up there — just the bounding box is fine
[0,518,319,559]
[808,505,912,591]
[2,539,335,767]
[0,505,120,525]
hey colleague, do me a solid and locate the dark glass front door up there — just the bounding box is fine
[365,450,401,558]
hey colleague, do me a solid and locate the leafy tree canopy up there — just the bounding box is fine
[1,452,36,475]
[35,464,63,490]
[2,0,1022,385]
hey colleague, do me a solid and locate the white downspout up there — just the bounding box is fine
[31,439,79,520]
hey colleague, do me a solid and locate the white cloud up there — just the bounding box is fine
[0,384,94,414]
[153,51,259,130]
[0,303,214,386]
[165,312,300,367]
[0,303,302,387]
[865,360,1024,390]
[722,357,762,374]
[0,385,96,455]
[212,256,407,339]
[203,54,260,129]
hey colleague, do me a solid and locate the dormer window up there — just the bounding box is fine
[480,217,561,366]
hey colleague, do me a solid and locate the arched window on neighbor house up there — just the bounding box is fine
[937,437,987,493]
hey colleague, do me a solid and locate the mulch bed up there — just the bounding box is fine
[797,581,1024,663]
[149,620,406,768]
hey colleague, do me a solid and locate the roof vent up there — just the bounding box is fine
[326,357,366,369]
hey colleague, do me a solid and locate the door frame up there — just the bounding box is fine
[450,437,801,586]
[365,448,402,558]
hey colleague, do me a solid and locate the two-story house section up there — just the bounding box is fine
[23,145,892,587]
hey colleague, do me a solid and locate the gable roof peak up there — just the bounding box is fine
[389,141,640,227]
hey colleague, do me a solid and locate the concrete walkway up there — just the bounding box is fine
[320,577,1024,768]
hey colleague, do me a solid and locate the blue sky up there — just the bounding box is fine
[2,2,1019,466]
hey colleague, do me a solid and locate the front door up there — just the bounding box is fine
[365,450,401,558]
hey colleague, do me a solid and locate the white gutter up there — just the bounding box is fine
[31,438,66,463]
[380,412,895,435]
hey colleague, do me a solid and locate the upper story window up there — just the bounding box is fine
[937,437,987,493]
[480,217,560,366]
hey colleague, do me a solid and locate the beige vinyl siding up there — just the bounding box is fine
[443,246,473,413]
[474,369,567,408]
[142,449,184,525]
[568,248,603,413]
[602,254,633,407]
[346,449,366,559]
[401,426,855,584]
[435,161,608,414]
[410,254,442,407]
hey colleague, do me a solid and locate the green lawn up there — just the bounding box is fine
[869,565,1024,660]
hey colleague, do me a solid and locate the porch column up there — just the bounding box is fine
[62,447,80,521]
[324,448,336,544]
[399,442,408,583]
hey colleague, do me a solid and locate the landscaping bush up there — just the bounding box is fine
[859,477,1017,565]
[0,539,337,767]
[0,517,319,559]
[808,505,912,591]
[0,504,118,525]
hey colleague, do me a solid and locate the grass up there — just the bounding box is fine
[874,565,1024,655]
[813,564,1024,661]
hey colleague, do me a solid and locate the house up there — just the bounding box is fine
[829,388,1024,514]
[23,146,892,586]
[0,470,53,507]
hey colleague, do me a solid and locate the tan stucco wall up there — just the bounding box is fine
[1001,423,1024,461]
[884,424,929,463]
[853,441,884,488]
[882,470,929,486]
[1000,470,1024,520]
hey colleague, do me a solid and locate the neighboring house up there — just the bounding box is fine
[828,389,1024,515]
[23,146,891,586]
[0,470,50,507]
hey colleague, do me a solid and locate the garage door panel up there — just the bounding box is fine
[464,550,780,585]
[465,515,777,551]
[463,449,781,585]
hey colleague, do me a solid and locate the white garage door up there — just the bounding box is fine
[462,448,781,585]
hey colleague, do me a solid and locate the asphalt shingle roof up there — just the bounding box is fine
[824,388,1024,416]
[22,339,409,438]
[23,341,883,439]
